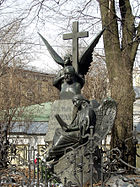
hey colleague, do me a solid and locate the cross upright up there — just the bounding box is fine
[63,21,89,73]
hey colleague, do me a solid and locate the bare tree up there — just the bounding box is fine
[1,0,139,167]
[0,19,36,168]
[82,52,109,102]
[98,0,140,167]
[24,0,140,167]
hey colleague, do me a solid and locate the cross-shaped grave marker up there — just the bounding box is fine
[63,21,88,72]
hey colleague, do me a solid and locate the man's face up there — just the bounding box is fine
[72,98,81,108]
[64,72,73,83]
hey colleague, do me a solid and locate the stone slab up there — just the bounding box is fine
[45,99,74,142]
[54,147,101,185]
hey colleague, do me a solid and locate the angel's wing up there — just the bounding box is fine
[92,98,117,147]
[78,28,105,75]
[38,33,64,66]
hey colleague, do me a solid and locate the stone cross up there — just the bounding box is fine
[63,21,88,73]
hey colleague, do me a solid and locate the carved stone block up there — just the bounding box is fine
[45,99,74,142]
[54,146,101,185]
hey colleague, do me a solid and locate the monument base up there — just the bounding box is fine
[54,146,101,186]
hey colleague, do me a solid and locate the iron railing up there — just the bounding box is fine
[0,129,140,186]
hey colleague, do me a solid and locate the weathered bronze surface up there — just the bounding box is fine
[39,24,105,99]
[46,94,96,161]
[39,22,116,185]
[53,55,85,99]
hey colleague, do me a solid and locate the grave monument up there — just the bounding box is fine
[39,22,105,142]
[39,22,116,185]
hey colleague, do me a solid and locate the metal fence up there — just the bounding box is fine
[0,144,61,187]
[0,134,140,186]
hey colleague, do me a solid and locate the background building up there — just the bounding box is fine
[9,102,52,162]
[0,67,59,107]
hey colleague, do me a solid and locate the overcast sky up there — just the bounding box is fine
[1,0,140,73]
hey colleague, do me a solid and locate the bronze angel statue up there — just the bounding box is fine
[38,23,116,158]
[38,23,105,99]
[44,94,116,162]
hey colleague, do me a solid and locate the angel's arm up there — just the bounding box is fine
[53,70,64,88]
[65,126,79,132]
[65,115,80,132]
[55,114,79,132]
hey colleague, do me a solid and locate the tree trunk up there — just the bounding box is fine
[99,0,138,167]
[110,58,135,167]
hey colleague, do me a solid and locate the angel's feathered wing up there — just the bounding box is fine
[38,33,64,66]
[79,28,105,75]
[91,98,117,147]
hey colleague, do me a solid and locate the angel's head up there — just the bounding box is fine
[64,66,75,83]
[64,54,72,66]
[72,94,89,109]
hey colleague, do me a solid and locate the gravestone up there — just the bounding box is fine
[45,99,74,142]
[44,22,89,142]
[40,21,107,186]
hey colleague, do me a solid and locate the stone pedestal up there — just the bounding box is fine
[54,147,101,186]
[45,99,74,142]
